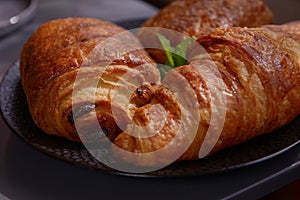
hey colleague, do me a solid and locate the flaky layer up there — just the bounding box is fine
[138,0,274,63]
[113,26,300,166]
[20,18,160,142]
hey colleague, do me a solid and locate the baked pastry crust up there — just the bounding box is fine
[114,25,300,166]
[20,18,160,142]
[138,0,274,63]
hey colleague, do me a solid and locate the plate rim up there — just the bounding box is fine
[0,0,38,37]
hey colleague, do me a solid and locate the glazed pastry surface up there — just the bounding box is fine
[138,0,274,63]
[114,24,300,166]
[20,18,160,142]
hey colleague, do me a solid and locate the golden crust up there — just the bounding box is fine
[138,0,274,63]
[20,18,160,142]
[142,0,273,36]
[264,21,300,41]
[114,26,300,166]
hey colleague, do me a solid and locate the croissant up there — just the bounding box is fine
[138,0,274,63]
[20,18,160,142]
[113,22,300,166]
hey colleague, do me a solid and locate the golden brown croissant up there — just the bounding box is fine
[138,0,274,63]
[20,18,160,142]
[113,23,300,166]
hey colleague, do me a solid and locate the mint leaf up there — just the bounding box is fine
[158,64,170,80]
[157,34,194,79]
[157,34,175,68]
[173,37,194,66]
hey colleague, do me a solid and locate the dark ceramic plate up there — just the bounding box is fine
[1,19,300,177]
[0,0,38,37]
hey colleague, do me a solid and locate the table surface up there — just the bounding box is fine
[0,0,299,199]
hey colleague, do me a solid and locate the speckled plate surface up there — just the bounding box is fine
[1,19,300,177]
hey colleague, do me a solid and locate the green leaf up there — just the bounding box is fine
[173,37,194,66]
[157,34,194,80]
[158,64,170,80]
[157,34,175,68]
